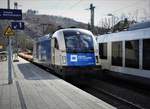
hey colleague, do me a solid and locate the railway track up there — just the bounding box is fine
[85,83,144,109]
[19,55,150,109]
[75,79,150,109]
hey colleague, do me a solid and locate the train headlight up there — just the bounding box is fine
[62,56,66,64]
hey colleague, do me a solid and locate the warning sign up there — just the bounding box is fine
[4,26,15,37]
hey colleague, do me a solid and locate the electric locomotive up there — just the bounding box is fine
[33,28,100,78]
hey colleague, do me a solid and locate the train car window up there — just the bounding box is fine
[54,38,59,49]
[112,41,122,66]
[99,43,107,59]
[143,39,150,70]
[125,40,139,68]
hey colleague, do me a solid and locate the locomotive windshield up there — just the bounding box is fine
[63,30,94,53]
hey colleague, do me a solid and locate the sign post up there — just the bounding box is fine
[0,1,22,84]
[4,26,15,84]
[8,37,13,84]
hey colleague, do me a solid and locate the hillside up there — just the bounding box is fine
[0,12,88,50]
[23,13,88,38]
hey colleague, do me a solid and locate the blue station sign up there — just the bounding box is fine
[0,9,22,20]
[11,22,24,30]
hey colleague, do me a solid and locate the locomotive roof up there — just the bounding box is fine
[54,28,92,35]
[97,27,150,43]
[37,29,93,42]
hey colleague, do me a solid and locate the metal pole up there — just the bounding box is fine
[8,0,10,9]
[8,37,13,84]
[14,2,19,61]
[89,4,95,33]
[7,0,13,84]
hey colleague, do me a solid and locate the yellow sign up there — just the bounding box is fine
[4,26,15,37]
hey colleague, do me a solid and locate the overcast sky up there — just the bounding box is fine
[0,0,150,25]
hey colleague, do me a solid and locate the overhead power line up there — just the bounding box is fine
[58,0,83,18]
[111,1,139,14]
[68,0,82,9]
[98,1,139,17]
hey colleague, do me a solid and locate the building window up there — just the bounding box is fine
[112,41,122,66]
[99,43,107,59]
[143,39,150,70]
[125,40,139,68]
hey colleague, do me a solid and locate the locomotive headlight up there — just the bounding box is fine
[62,56,66,64]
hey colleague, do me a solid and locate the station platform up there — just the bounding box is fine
[0,57,116,109]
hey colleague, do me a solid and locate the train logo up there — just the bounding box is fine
[70,55,77,62]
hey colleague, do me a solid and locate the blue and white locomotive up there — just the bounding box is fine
[33,28,100,78]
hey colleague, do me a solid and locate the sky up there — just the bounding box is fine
[0,0,150,26]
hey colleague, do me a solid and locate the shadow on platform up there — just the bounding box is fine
[17,63,58,80]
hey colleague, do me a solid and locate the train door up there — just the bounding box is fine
[51,38,55,65]
[54,38,60,65]
[99,42,110,69]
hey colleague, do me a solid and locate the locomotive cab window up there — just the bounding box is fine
[112,41,122,66]
[63,30,94,53]
[99,43,107,59]
[54,38,59,49]
[125,40,139,68]
[143,39,150,70]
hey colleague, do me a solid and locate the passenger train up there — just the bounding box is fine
[97,21,150,84]
[33,28,100,78]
